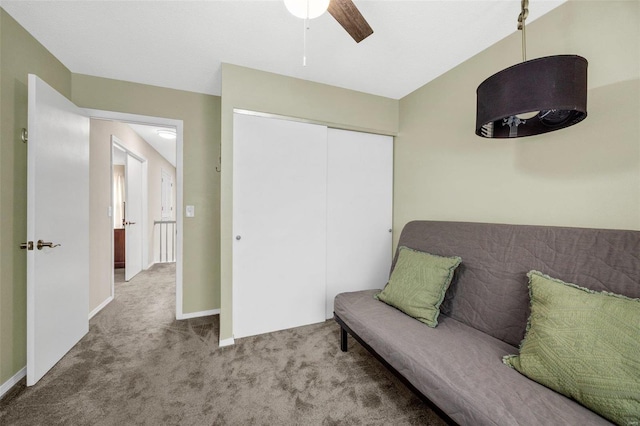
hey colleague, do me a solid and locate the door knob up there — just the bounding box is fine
[236,235,241,240]
[124,221,136,225]
[37,240,61,250]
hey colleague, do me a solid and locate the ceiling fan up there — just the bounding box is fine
[284,0,373,43]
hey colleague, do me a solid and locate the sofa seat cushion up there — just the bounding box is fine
[334,290,612,426]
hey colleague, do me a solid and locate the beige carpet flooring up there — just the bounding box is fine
[0,263,446,425]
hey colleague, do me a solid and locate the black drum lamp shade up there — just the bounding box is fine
[476,55,588,138]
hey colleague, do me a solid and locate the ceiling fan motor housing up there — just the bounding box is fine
[284,0,330,19]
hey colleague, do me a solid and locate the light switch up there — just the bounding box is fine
[186,205,195,217]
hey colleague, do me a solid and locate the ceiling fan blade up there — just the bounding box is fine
[328,0,373,43]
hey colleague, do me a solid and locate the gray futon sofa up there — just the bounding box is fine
[334,221,640,425]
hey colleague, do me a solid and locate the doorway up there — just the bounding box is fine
[87,109,185,320]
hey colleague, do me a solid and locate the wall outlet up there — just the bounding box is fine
[186,205,195,217]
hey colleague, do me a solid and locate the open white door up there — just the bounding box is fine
[124,153,143,281]
[26,74,90,386]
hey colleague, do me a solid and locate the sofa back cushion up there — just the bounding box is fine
[395,221,640,347]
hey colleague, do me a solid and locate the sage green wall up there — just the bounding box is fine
[394,0,640,249]
[219,63,399,342]
[72,74,222,316]
[0,9,72,385]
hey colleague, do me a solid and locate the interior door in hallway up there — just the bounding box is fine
[26,74,90,386]
[125,153,143,281]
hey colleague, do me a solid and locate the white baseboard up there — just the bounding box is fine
[177,308,220,320]
[148,261,176,268]
[218,337,235,347]
[0,366,26,399]
[89,295,114,320]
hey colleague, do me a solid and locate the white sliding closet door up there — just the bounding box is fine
[233,113,327,339]
[326,129,393,319]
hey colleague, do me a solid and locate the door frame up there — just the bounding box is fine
[87,109,186,320]
[111,137,148,284]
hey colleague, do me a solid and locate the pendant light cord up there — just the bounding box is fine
[518,0,529,62]
[521,19,526,61]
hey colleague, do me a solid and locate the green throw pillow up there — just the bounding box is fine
[503,271,640,425]
[375,246,461,327]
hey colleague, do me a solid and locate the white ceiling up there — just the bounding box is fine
[1,0,565,100]
[127,123,177,167]
[111,123,175,167]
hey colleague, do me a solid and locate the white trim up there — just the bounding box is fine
[175,121,184,319]
[218,337,235,348]
[86,109,184,321]
[0,367,26,399]
[88,295,114,320]
[233,108,398,137]
[110,142,117,303]
[141,158,149,269]
[148,260,176,266]
[152,261,175,265]
[177,308,220,320]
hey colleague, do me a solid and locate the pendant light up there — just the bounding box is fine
[475,0,588,138]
